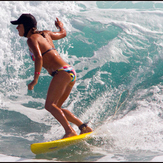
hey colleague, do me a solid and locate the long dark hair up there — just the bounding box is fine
[31,27,45,38]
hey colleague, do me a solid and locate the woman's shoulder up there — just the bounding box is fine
[27,33,41,45]
[42,30,51,35]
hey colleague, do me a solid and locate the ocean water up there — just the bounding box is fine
[1,1,163,162]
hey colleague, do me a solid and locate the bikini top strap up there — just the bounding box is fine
[42,47,56,56]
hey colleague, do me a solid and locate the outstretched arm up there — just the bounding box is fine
[46,17,67,40]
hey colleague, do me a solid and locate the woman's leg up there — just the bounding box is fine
[56,81,83,126]
[57,80,93,134]
[45,70,77,138]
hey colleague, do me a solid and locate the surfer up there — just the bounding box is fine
[10,13,92,138]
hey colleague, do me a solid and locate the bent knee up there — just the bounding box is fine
[45,102,57,112]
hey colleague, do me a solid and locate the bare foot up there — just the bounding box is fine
[80,126,93,135]
[62,130,78,139]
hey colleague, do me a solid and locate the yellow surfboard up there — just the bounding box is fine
[31,132,93,154]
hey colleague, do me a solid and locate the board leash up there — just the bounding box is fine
[86,89,129,129]
[108,89,129,122]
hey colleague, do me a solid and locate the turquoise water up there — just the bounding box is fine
[1,1,163,162]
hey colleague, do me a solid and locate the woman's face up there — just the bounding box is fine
[16,24,24,36]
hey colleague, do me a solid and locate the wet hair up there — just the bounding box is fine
[31,28,45,38]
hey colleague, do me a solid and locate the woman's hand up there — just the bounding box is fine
[55,17,64,30]
[28,80,37,90]
[50,17,67,40]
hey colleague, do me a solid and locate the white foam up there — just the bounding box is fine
[2,100,49,124]
[92,85,163,153]
[150,155,163,162]
[0,154,55,162]
[96,154,126,162]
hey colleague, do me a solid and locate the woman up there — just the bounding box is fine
[10,13,92,138]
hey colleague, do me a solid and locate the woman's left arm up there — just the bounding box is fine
[27,37,43,90]
[46,18,67,40]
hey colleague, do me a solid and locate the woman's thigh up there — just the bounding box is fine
[45,70,72,107]
[57,80,75,108]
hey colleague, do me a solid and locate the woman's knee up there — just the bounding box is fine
[45,102,57,112]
